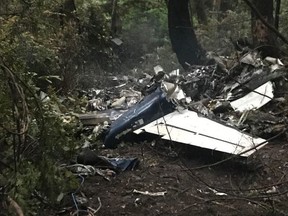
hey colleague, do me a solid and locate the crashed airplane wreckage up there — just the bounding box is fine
[79,52,287,157]
[103,85,267,157]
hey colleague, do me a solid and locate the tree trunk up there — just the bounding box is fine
[110,0,122,37]
[188,0,194,27]
[194,0,208,25]
[274,0,281,30]
[212,0,221,20]
[251,0,277,56]
[59,0,79,28]
[212,0,221,11]
[220,0,234,12]
[168,0,205,70]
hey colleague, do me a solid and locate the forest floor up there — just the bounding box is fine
[42,49,288,215]
[79,138,288,216]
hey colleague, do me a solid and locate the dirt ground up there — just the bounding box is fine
[72,137,288,216]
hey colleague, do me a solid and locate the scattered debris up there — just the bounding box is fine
[266,186,278,194]
[53,47,288,216]
[197,188,228,196]
[76,149,139,171]
[59,149,139,213]
[77,50,288,158]
[133,189,167,197]
[106,157,139,171]
[62,164,96,176]
[94,168,116,181]
[78,110,126,125]
[208,188,228,196]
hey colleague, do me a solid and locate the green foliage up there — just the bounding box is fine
[0,62,80,214]
[77,0,110,46]
[195,2,251,54]
[0,2,88,211]
[120,0,169,61]
[0,0,117,91]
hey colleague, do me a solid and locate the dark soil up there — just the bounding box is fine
[73,139,288,216]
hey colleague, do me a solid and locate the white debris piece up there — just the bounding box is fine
[133,189,167,197]
[208,187,227,196]
[40,91,50,102]
[169,69,180,77]
[134,109,267,157]
[111,38,123,46]
[230,81,274,112]
[111,96,126,108]
[154,65,164,74]
[161,81,186,100]
[240,52,262,67]
[264,57,284,72]
[264,56,284,66]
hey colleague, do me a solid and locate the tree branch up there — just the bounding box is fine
[7,196,24,216]
[0,12,21,16]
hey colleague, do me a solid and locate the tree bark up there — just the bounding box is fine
[194,0,208,25]
[7,196,24,216]
[168,0,205,70]
[251,0,277,56]
[59,0,79,28]
[188,0,194,27]
[212,0,221,20]
[244,0,288,45]
[110,0,122,37]
[213,0,221,11]
[275,0,281,30]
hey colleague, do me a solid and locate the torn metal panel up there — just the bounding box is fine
[104,88,175,148]
[77,149,139,171]
[78,113,110,125]
[240,51,262,67]
[169,69,180,77]
[111,96,126,108]
[230,81,273,112]
[154,65,164,74]
[78,110,126,125]
[230,68,284,100]
[134,110,267,157]
[264,56,284,67]
[161,81,186,101]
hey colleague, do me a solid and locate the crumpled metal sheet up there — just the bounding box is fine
[76,149,139,171]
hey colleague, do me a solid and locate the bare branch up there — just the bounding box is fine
[7,196,24,216]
